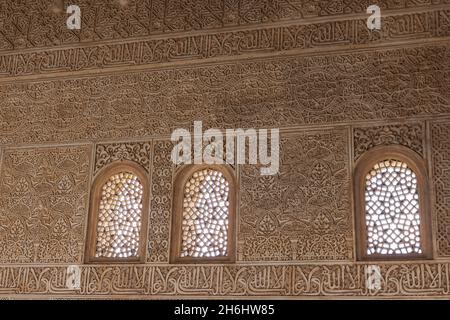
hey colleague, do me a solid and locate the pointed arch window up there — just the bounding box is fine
[170,165,236,263]
[354,146,432,260]
[85,161,149,263]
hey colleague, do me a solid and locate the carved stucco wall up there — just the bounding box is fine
[240,129,352,261]
[0,146,91,263]
[0,0,449,298]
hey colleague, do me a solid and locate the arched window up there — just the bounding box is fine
[170,165,236,263]
[354,146,432,260]
[85,161,149,263]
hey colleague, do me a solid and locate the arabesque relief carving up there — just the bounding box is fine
[0,0,449,300]
[95,141,152,174]
[1,8,449,78]
[0,0,447,53]
[239,129,352,261]
[0,263,449,297]
[432,121,450,257]
[147,140,173,263]
[354,123,424,160]
[0,146,91,263]
[0,44,449,146]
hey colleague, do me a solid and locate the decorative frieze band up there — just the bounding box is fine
[0,44,449,146]
[0,8,449,79]
[0,263,449,297]
[0,0,448,53]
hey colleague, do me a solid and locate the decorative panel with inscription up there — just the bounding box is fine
[1,8,449,78]
[0,0,446,53]
[1,263,450,298]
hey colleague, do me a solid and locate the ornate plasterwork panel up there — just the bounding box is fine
[1,8,449,78]
[0,263,449,297]
[239,129,352,261]
[0,0,448,301]
[0,44,449,146]
[0,146,91,263]
[0,0,446,53]
[147,140,173,263]
[431,121,450,257]
[94,141,152,174]
[354,123,424,160]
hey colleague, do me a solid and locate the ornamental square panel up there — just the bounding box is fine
[239,129,352,261]
[0,145,91,263]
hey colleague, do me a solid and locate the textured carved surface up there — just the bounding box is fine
[147,140,173,263]
[1,8,449,78]
[1,263,450,297]
[239,130,352,261]
[354,123,424,160]
[432,121,450,257]
[95,142,152,174]
[0,44,449,146]
[0,0,449,300]
[0,0,447,53]
[0,146,91,263]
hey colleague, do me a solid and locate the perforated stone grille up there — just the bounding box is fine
[365,160,422,255]
[95,172,143,258]
[181,169,230,258]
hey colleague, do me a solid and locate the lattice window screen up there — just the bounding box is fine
[365,160,422,255]
[95,172,143,258]
[180,169,230,258]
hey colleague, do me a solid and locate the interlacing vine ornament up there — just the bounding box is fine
[0,146,90,263]
[432,123,450,257]
[1,45,449,146]
[180,169,230,258]
[239,130,352,261]
[365,160,421,255]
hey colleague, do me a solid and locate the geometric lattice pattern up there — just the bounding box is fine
[365,160,422,255]
[180,169,230,258]
[95,172,143,258]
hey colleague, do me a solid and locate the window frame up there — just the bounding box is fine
[354,145,433,261]
[170,164,237,264]
[85,160,150,264]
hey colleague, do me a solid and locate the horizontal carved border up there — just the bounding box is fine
[0,262,449,298]
[0,8,449,79]
[0,44,449,146]
[0,0,448,54]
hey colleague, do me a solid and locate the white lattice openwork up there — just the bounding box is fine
[365,160,422,255]
[95,172,143,258]
[180,169,230,258]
